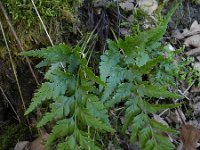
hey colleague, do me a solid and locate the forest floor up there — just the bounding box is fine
[1,0,200,150]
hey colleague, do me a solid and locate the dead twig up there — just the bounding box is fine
[0,17,32,134]
[0,20,26,112]
[30,0,65,71]
[0,85,21,123]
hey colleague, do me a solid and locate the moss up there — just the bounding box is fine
[1,0,79,26]
[0,0,81,58]
[0,123,30,150]
[192,0,200,4]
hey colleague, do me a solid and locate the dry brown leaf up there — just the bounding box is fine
[193,62,200,72]
[182,28,190,37]
[127,15,134,23]
[182,20,200,37]
[172,30,184,39]
[191,87,200,93]
[176,142,184,150]
[166,111,180,125]
[176,109,186,124]
[153,114,169,126]
[29,133,49,150]
[120,28,130,36]
[180,124,200,150]
[188,120,200,129]
[107,142,115,150]
[137,0,158,15]
[197,56,200,61]
[192,101,200,115]
[14,141,29,150]
[184,34,200,47]
[185,47,200,56]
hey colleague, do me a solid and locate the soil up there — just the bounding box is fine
[0,58,41,147]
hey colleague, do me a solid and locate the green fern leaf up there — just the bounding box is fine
[46,118,75,147]
[105,83,132,107]
[19,44,72,63]
[78,108,115,133]
[149,119,178,134]
[99,41,122,82]
[86,95,110,124]
[154,134,175,150]
[144,140,156,150]
[101,66,126,102]
[37,112,55,127]
[135,52,150,67]
[122,99,141,133]
[118,36,145,56]
[130,122,141,143]
[77,131,101,150]
[146,102,182,113]
[84,67,106,86]
[25,82,53,115]
[134,84,182,99]
[135,56,164,74]
[139,127,152,148]
[37,96,73,127]
[57,136,77,150]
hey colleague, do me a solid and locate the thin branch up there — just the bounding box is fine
[0,19,34,133]
[0,85,21,123]
[116,0,121,38]
[0,20,26,112]
[30,0,65,70]
[30,0,54,46]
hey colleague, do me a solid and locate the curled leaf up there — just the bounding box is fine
[180,124,200,150]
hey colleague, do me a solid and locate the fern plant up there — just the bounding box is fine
[20,44,114,149]
[19,2,195,150]
[99,3,183,150]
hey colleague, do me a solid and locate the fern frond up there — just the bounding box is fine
[25,82,52,115]
[84,67,106,86]
[99,40,122,82]
[37,112,55,127]
[134,84,182,99]
[149,119,177,134]
[19,44,72,63]
[78,107,115,133]
[105,83,132,107]
[21,43,114,149]
[37,96,74,127]
[46,118,75,147]
[21,2,182,149]
[86,95,110,124]
[101,66,126,102]
[98,4,181,150]
[77,131,101,150]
